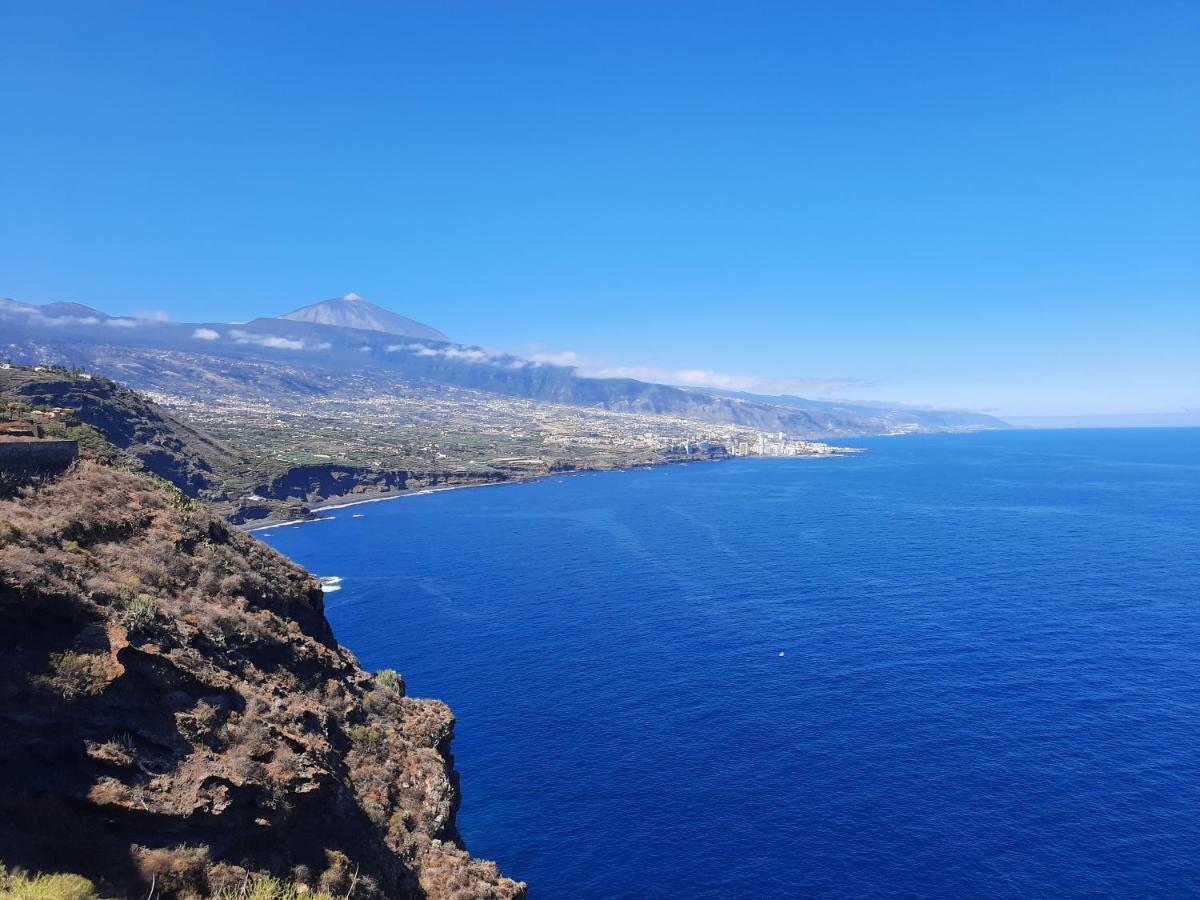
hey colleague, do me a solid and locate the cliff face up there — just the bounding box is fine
[0,463,524,898]
[0,367,245,499]
[250,466,509,505]
[1,367,528,529]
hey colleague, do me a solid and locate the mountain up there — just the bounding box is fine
[0,458,525,897]
[0,296,112,323]
[699,389,1005,431]
[279,293,451,342]
[0,295,1007,437]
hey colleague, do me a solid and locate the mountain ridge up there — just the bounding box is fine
[279,293,450,343]
[0,295,1007,436]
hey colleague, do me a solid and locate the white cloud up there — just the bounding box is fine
[387,339,864,398]
[133,309,170,322]
[591,365,864,396]
[527,350,581,367]
[192,328,220,341]
[584,364,869,396]
[515,346,869,397]
[44,315,101,326]
[104,317,140,328]
[391,342,500,363]
[229,329,307,351]
[0,301,103,327]
[263,336,307,350]
[443,347,493,361]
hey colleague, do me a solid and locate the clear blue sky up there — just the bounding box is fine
[2,2,1197,417]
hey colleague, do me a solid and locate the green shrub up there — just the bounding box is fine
[192,700,217,729]
[121,593,159,629]
[317,850,354,896]
[345,725,383,753]
[0,866,98,900]
[65,424,119,464]
[373,668,404,695]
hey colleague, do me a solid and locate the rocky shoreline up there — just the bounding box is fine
[238,445,864,532]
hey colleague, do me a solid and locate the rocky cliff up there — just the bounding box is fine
[0,367,515,528]
[0,462,525,898]
[0,366,246,499]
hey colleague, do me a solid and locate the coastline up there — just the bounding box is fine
[245,477,524,531]
[243,445,867,532]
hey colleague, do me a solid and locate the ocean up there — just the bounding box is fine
[260,428,1200,898]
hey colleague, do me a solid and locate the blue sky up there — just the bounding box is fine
[2,2,1197,417]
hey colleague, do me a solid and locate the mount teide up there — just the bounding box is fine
[279,292,450,342]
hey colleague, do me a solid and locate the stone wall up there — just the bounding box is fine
[0,439,78,476]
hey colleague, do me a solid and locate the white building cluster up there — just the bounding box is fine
[728,432,844,457]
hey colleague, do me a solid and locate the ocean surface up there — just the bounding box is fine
[260,429,1200,898]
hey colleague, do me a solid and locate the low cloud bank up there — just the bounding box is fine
[387,342,506,363]
[387,338,868,398]
[228,329,329,351]
[585,364,870,397]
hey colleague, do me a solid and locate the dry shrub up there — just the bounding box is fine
[176,699,220,744]
[87,776,128,807]
[27,468,160,544]
[203,863,248,896]
[192,699,218,730]
[85,734,136,768]
[133,844,210,898]
[317,850,354,896]
[47,651,109,699]
[0,516,19,547]
[419,844,526,900]
[212,874,334,900]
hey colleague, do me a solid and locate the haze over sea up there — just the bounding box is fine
[261,428,1200,898]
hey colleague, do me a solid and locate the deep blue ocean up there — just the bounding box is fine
[260,429,1200,898]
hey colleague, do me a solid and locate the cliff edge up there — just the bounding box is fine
[0,462,525,898]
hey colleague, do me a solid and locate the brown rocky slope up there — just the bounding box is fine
[0,462,525,898]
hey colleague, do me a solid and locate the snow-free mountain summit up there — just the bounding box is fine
[279,292,450,342]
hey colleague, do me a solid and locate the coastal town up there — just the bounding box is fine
[1,364,863,529]
[155,378,863,478]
